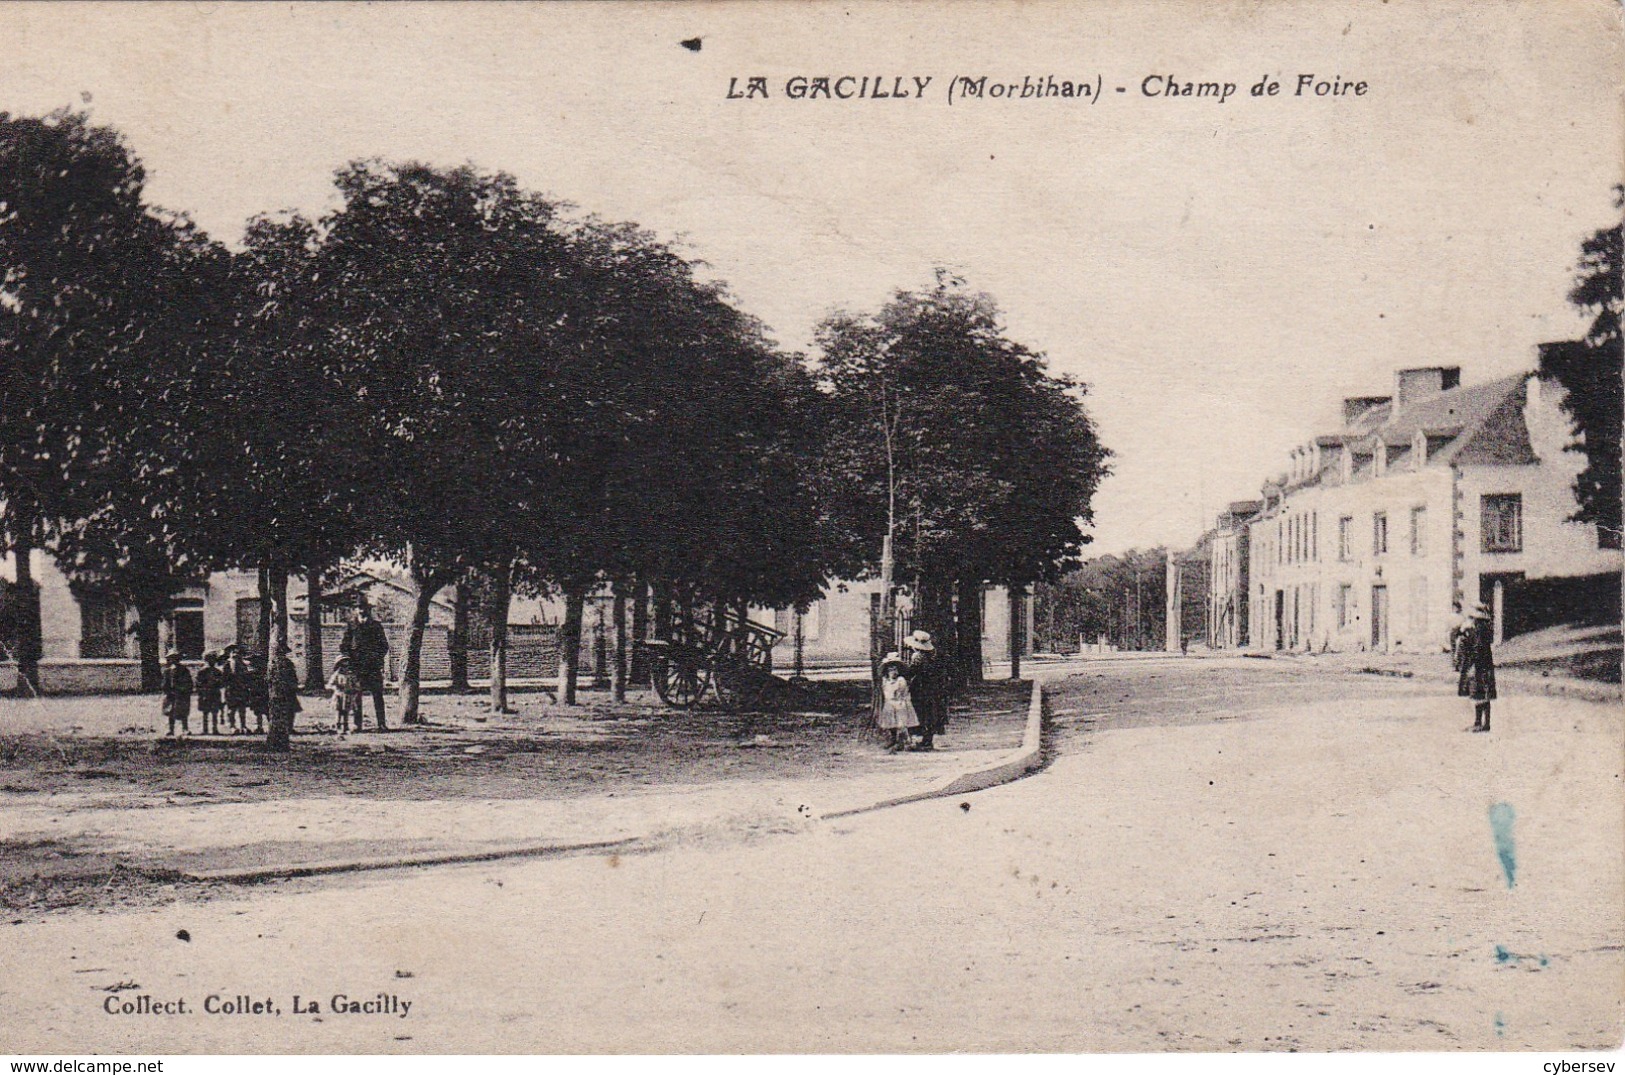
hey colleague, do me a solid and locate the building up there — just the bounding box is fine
[1238,365,1619,654]
[2,545,1031,692]
[766,580,1032,674]
[1208,501,1261,649]
[1165,536,1212,651]
[0,557,565,693]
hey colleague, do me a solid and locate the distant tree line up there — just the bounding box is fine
[1033,548,1168,653]
[0,108,1111,741]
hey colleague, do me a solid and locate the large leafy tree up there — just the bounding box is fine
[525,219,837,702]
[309,161,577,723]
[817,272,1110,683]
[221,213,375,671]
[568,222,833,607]
[0,109,208,693]
[50,213,235,690]
[1540,186,1622,547]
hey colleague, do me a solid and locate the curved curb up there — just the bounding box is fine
[171,681,1049,883]
[174,837,638,884]
[819,677,1047,820]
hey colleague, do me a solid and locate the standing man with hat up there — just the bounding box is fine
[904,629,946,751]
[341,599,391,731]
[1455,601,1497,733]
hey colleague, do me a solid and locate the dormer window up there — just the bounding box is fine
[1412,430,1427,467]
[1374,441,1387,477]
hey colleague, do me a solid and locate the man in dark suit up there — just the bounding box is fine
[1456,602,1497,733]
[904,630,946,751]
[341,600,391,731]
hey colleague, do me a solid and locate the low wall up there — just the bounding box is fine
[0,659,146,695]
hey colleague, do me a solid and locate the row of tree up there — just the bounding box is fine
[1032,548,1169,654]
[0,108,1112,742]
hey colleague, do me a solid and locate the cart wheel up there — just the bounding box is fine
[652,655,709,708]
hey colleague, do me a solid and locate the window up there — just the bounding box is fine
[79,594,127,658]
[1481,494,1523,553]
[1337,584,1352,628]
[775,602,821,641]
[1410,506,1427,557]
[1311,513,1318,562]
[1373,512,1389,557]
[1338,516,1353,561]
[172,609,205,661]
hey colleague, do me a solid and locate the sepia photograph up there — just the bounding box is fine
[0,0,1620,1062]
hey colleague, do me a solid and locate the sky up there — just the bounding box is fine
[1,1,1619,556]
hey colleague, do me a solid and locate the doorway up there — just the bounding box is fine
[1370,585,1390,650]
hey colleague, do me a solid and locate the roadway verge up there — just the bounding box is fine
[168,679,1051,883]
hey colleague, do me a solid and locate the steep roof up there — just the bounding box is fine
[1372,371,1527,448]
[1331,370,1531,463]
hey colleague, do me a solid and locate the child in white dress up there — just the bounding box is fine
[877,652,919,753]
[326,656,362,737]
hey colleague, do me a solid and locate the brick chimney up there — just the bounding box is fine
[1394,366,1461,409]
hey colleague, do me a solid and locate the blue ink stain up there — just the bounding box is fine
[1494,1012,1505,1037]
[1494,944,1515,964]
[1489,802,1516,888]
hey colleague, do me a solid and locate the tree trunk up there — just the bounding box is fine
[265,572,294,752]
[956,576,984,686]
[652,583,672,644]
[591,597,609,689]
[1008,585,1023,680]
[401,571,445,725]
[266,617,292,752]
[449,578,471,692]
[557,585,584,705]
[303,567,326,691]
[269,564,290,655]
[611,581,628,703]
[10,526,41,695]
[488,563,513,714]
[134,605,163,693]
[629,574,649,687]
[256,566,272,669]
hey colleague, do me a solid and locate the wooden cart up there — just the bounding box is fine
[642,603,784,710]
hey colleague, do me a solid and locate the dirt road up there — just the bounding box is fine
[2,658,1619,1052]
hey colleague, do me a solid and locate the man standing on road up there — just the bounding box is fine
[341,600,391,731]
[1456,602,1497,733]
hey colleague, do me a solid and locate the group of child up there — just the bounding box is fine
[160,645,268,737]
[162,647,372,739]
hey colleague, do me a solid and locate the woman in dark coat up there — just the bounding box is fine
[903,630,945,751]
[1456,602,1497,733]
